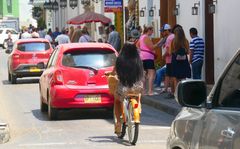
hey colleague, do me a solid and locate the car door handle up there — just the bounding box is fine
[221,128,235,139]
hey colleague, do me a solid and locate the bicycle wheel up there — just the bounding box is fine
[127,102,139,145]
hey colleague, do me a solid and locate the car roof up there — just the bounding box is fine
[59,43,117,53]
[0,28,17,31]
[16,38,50,44]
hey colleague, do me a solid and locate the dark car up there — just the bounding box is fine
[167,49,240,149]
[7,38,54,84]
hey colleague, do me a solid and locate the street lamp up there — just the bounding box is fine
[208,0,217,14]
[140,7,146,17]
[192,1,200,15]
[81,0,90,5]
[173,4,180,16]
[69,0,78,9]
[60,0,67,9]
[149,6,156,17]
[52,0,59,11]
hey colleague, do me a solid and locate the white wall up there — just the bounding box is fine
[139,0,160,38]
[214,1,240,80]
[176,0,205,42]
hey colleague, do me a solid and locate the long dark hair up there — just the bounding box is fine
[116,43,144,87]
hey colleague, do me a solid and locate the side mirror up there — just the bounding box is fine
[5,49,11,54]
[37,62,45,69]
[176,80,207,108]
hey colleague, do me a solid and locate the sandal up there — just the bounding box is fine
[114,122,121,135]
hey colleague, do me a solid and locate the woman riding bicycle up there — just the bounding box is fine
[111,43,144,135]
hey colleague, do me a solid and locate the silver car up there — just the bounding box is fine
[167,49,240,149]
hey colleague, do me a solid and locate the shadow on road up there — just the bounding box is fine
[2,78,39,85]
[32,109,113,121]
[87,136,132,146]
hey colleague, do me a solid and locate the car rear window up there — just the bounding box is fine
[62,49,116,69]
[17,42,50,52]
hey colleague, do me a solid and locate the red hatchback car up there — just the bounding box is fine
[39,43,117,120]
[7,38,54,84]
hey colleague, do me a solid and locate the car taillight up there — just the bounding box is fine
[53,70,63,85]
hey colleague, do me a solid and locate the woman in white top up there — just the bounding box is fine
[79,29,92,42]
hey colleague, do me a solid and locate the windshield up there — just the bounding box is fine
[17,42,50,52]
[62,49,116,69]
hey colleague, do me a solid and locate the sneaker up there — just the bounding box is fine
[159,89,167,94]
[154,86,162,90]
[165,93,175,99]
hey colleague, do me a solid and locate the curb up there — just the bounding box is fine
[141,95,181,116]
[0,122,10,144]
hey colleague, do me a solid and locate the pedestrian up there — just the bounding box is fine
[171,27,191,92]
[161,24,175,98]
[52,27,61,40]
[189,27,205,79]
[45,29,53,44]
[136,25,156,95]
[38,27,46,38]
[79,29,92,42]
[55,28,70,45]
[71,27,82,43]
[108,25,121,52]
[31,28,40,38]
[68,26,74,40]
[4,32,14,51]
[154,65,166,90]
[21,27,32,39]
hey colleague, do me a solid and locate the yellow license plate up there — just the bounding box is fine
[30,67,41,72]
[84,95,101,103]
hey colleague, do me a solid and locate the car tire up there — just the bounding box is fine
[48,96,58,120]
[10,74,17,84]
[8,71,11,82]
[40,99,48,112]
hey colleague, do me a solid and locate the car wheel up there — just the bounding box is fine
[48,96,58,120]
[10,74,17,84]
[40,98,48,112]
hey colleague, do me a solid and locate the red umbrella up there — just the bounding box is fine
[67,11,111,25]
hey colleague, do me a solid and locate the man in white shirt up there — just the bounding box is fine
[21,28,32,39]
[55,29,70,45]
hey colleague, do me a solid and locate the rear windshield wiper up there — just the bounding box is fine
[73,65,98,71]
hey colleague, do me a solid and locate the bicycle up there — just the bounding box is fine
[105,72,141,145]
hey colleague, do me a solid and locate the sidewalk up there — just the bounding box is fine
[142,85,213,116]
[141,89,181,116]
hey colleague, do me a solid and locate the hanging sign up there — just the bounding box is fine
[104,0,123,12]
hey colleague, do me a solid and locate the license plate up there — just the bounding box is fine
[30,67,41,72]
[84,95,101,103]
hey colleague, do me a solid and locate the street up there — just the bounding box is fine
[0,49,174,149]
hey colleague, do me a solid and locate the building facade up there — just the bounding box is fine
[30,0,240,84]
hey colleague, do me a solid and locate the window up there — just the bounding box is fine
[218,54,240,108]
[62,49,116,69]
[17,42,50,52]
[47,49,59,68]
[0,30,3,34]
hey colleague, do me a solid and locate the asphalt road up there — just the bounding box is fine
[0,49,174,149]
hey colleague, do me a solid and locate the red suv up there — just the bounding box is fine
[7,38,54,84]
[39,43,117,120]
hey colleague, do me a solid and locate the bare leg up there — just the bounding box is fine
[147,69,155,95]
